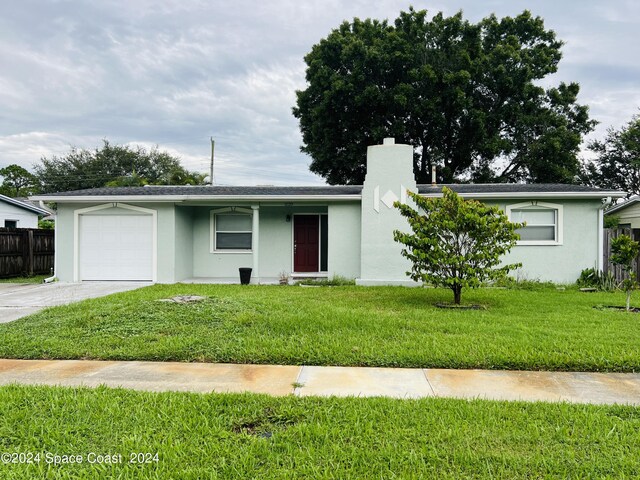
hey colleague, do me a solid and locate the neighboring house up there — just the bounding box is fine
[15,198,55,222]
[33,139,625,284]
[605,196,640,228]
[0,194,50,229]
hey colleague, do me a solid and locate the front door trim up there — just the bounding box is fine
[291,213,328,274]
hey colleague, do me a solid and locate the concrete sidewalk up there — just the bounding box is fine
[1,359,639,405]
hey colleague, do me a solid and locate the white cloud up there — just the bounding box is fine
[0,132,87,169]
[0,0,639,185]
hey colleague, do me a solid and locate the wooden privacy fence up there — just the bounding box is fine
[0,228,55,278]
[603,228,640,282]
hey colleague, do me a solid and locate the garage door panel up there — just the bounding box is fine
[79,214,153,281]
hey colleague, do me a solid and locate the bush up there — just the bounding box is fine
[38,219,54,230]
[604,215,620,229]
[490,276,557,291]
[297,276,356,286]
[576,268,618,292]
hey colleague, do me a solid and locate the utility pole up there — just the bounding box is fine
[209,137,215,186]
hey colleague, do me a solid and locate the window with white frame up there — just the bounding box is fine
[506,201,563,245]
[211,209,252,251]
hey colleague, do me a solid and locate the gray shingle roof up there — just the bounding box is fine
[42,185,364,196]
[39,183,622,198]
[416,183,618,194]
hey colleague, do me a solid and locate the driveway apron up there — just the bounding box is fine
[0,282,151,323]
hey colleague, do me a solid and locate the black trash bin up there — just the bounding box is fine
[239,267,252,285]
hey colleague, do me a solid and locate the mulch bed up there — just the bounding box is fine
[594,305,640,313]
[435,303,486,310]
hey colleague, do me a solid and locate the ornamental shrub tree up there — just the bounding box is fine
[394,187,523,305]
[610,234,640,311]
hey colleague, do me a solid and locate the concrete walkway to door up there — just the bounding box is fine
[0,359,639,406]
[0,282,151,323]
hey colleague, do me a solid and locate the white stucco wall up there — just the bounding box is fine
[495,199,601,284]
[257,207,295,281]
[328,202,361,279]
[357,139,417,286]
[191,205,329,282]
[190,206,252,280]
[174,206,193,282]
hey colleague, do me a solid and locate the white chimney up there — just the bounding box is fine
[358,137,417,285]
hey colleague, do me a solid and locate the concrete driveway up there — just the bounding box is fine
[0,282,152,323]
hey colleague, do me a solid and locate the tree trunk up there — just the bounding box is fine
[627,290,631,312]
[453,285,462,305]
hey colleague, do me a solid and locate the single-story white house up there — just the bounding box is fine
[33,139,625,284]
[605,196,640,228]
[0,194,50,229]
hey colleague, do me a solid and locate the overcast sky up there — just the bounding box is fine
[1,0,639,185]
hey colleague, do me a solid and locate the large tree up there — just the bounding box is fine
[0,164,40,197]
[294,8,594,185]
[35,140,207,193]
[581,115,640,196]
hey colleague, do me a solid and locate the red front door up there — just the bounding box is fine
[294,215,319,272]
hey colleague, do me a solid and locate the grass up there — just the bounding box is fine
[0,384,638,478]
[2,284,640,372]
[0,275,47,284]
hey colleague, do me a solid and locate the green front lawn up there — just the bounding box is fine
[1,284,639,371]
[0,385,638,479]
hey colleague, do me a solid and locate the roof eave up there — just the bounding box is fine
[419,191,627,200]
[0,195,50,215]
[33,190,626,203]
[31,194,363,203]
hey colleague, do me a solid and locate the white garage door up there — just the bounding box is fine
[79,214,153,281]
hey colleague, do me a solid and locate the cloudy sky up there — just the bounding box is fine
[1,0,639,185]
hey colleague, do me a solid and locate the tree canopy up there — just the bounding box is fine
[0,164,40,197]
[294,8,594,185]
[35,140,207,193]
[581,115,640,196]
[394,187,522,304]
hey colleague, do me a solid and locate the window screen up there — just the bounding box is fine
[512,208,557,242]
[215,213,252,250]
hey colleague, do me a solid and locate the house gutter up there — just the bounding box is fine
[597,197,614,272]
[43,211,58,283]
[419,191,626,200]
